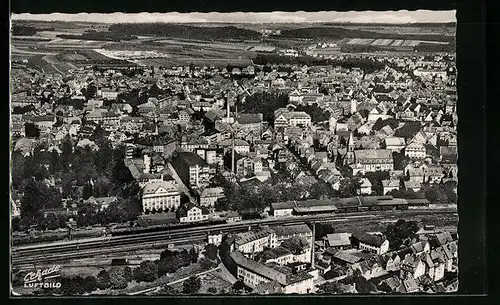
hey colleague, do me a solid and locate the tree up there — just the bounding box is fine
[112,159,134,185]
[157,251,191,276]
[60,135,73,170]
[106,201,129,223]
[281,236,309,255]
[182,276,201,294]
[339,178,361,197]
[384,219,420,250]
[199,257,218,270]
[423,184,448,204]
[309,180,335,200]
[189,247,198,263]
[108,267,129,289]
[82,183,93,200]
[60,276,86,295]
[350,269,377,293]
[204,244,219,261]
[318,281,347,294]
[123,266,133,282]
[82,276,98,293]
[232,280,246,292]
[399,177,406,190]
[45,213,60,230]
[20,179,50,220]
[133,260,158,282]
[24,122,40,138]
[315,223,335,239]
[96,270,112,290]
[207,287,217,294]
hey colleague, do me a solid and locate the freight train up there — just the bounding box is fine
[110,196,428,236]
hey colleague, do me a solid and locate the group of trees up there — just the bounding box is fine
[238,91,289,123]
[12,126,143,231]
[214,173,308,215]
[339,269,378,294]
[279,26,455,43]
[317,281,354,294]
[393,121,422,140]
[280,236,309,255]
[51,244,215,295]
[158,248,199,277]
[252,54,385,74]
[295,104,330,123]
[421,181,457,205]
[384,219,420,251]
[372,118,400,132]
[109,24,260,41]
[363,171,391,196]
[57,31,138,42]
[12,105,36,115]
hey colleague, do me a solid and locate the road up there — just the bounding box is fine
[128,266,220,296]
[10,46,57,56]
[11,209,457,266]
[166,162,197,203]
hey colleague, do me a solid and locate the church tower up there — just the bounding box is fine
[350,99,357,115]
[345,132,356,165]
[329,116,337,132]
[348,132,355,153]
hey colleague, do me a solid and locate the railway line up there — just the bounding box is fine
[11,208,456,266]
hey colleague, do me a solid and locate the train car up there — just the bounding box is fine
[406,199,430,207]
[334,197,361,213]
[110,219,226,236]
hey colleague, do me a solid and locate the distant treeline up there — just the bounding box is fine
[279,27,455,43]
[56,31,138,42]
[12,25,54,36]
[253,54,385,73]
[340,42,455,53]
[320,22,456,27]
[108,23,261,41]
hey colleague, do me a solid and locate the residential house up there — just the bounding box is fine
[199,187,224,207]
[405,141,426,159]
[226,211,242,223]
[274,108,312,128]
[382,179,400,195]
[270,201,295,217]
[177,203,210,223]
[324,233,352,250]
[350,149,394,172]
[352,232,390,255]
[359,178,373,195]
[384,137,406,152]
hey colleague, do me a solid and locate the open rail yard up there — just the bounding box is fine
[11,208,457,268]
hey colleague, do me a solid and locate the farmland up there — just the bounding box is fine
[10,20,456,71]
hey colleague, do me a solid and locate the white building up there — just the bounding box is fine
[234,228,277,254]
[353,233,390,255]
[405,141,426,159]
[141,181,180,212]
[231,251,314,294]
[178,204,210,223]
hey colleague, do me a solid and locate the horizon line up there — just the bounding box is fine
[11,11,457,24]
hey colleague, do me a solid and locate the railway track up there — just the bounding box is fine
[11,209,456,266]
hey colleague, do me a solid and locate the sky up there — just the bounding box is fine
[11,10,456,24]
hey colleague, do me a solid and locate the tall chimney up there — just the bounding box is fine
[231,135,235,174]
[311,221,315,269]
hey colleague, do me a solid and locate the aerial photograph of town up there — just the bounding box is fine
[10,10,459,296]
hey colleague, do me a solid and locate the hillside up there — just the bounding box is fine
[108,23,261,41]
[279,27,455,42]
